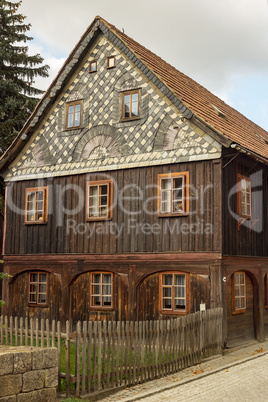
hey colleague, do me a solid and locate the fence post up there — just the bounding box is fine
[57,321,61,393]
[65,320,71,398]
[75,321,81,397]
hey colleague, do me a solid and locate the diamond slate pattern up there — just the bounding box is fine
[6,36,221,181]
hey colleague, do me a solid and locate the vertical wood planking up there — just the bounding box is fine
[81,321,87,394]
[97,321,102,391]
[14,317,18,346]
[87,321,93,393]
[0,310,223,398]
[57,321,61,393]
[41,318,44,348]
[106,321,111,389]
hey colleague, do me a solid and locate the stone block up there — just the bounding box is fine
[0,353,13,375]
[32,348,57,370]
[44,367,58,388]
[13,350,32,374]
[17,388,57,402]
[22,370,45,392]
[0,374,22,397]
[0,396,17,402]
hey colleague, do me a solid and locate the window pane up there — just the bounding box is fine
[74,104,81,126]
[90,61,97,71]
[108,57,115,68]
[103,274,111,284]
[131,98,138,117]
[175,275,185,286]
[67,105,74,127]
[37,191,43,201]
[163,287,172,298]
[29,293,36,303]
[30,273,38,283]
[163,274,173,286]
[175,299,185,309]
[100,185,108,195]
[30,284,36,293]
[124,95,130,118]
[89,186,98,216]
[161,201,171,213]
[93,273,101,284]
[161,179,172,190]
[92,295,101,306]
[163,299,172,309]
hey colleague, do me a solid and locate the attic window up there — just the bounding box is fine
[107,56,115,69]
[65,100,82,129]
[89,60,97,73]
[121,90,140,121]
[211,104,225,118]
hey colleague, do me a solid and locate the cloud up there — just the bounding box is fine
[18,0,268,129]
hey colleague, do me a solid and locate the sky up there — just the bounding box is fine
[18,0,268,131]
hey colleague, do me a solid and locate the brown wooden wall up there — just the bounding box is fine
[226,273,255,346]
[10,271,62,323]
[71,271,128,325]
[4,160,222,255]
[137,272,210,321]
[222,151,268,257]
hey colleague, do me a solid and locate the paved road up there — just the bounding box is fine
[142,354,268,402]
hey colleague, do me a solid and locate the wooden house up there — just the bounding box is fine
[0,16,268,347]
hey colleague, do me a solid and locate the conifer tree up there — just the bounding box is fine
[0,0,49,153]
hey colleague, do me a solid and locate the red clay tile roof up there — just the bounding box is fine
[1,16,267,172]
[101,17,268,162]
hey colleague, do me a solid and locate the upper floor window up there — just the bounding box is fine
[89,60,97,73]
[28,272,48,306]
[25,187,48,224]
[237,175,251,218]
[86,180,113,221]
[232,272,246,313]
[121,90,140,121]
[90,272,113,309]
[107,56,115,69]
[157,172,189,216]
[66,100,82,129]
[160,272,188,314]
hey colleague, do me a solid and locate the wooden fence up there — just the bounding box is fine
[0,308,223,398]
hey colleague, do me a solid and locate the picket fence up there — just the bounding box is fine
[0,308,223,398]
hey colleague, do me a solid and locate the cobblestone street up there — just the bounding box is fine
[142,354,268,401]
[100,340,268,402]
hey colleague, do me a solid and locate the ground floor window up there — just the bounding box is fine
[232,272,246,312]
[28,272,48,306]
[90,272,113,308]
[160,272,188,313]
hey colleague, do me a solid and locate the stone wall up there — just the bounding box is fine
[0,346,57,401]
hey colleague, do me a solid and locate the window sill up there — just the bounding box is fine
[120,116,140,122]
[86,217,112,222]
[232,309,246,315]
[160,310,187,315]
[158,213,189,218]
[90,306,114,311]
[64,126,82,131]
[28,303,49,308]
[25,221,47,225]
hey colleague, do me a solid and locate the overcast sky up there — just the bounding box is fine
[19,0,268,131]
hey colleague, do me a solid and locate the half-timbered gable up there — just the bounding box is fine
[1,16,268,347]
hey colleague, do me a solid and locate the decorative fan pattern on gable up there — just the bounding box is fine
[81,135,120,160]
[73,124,129,162]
